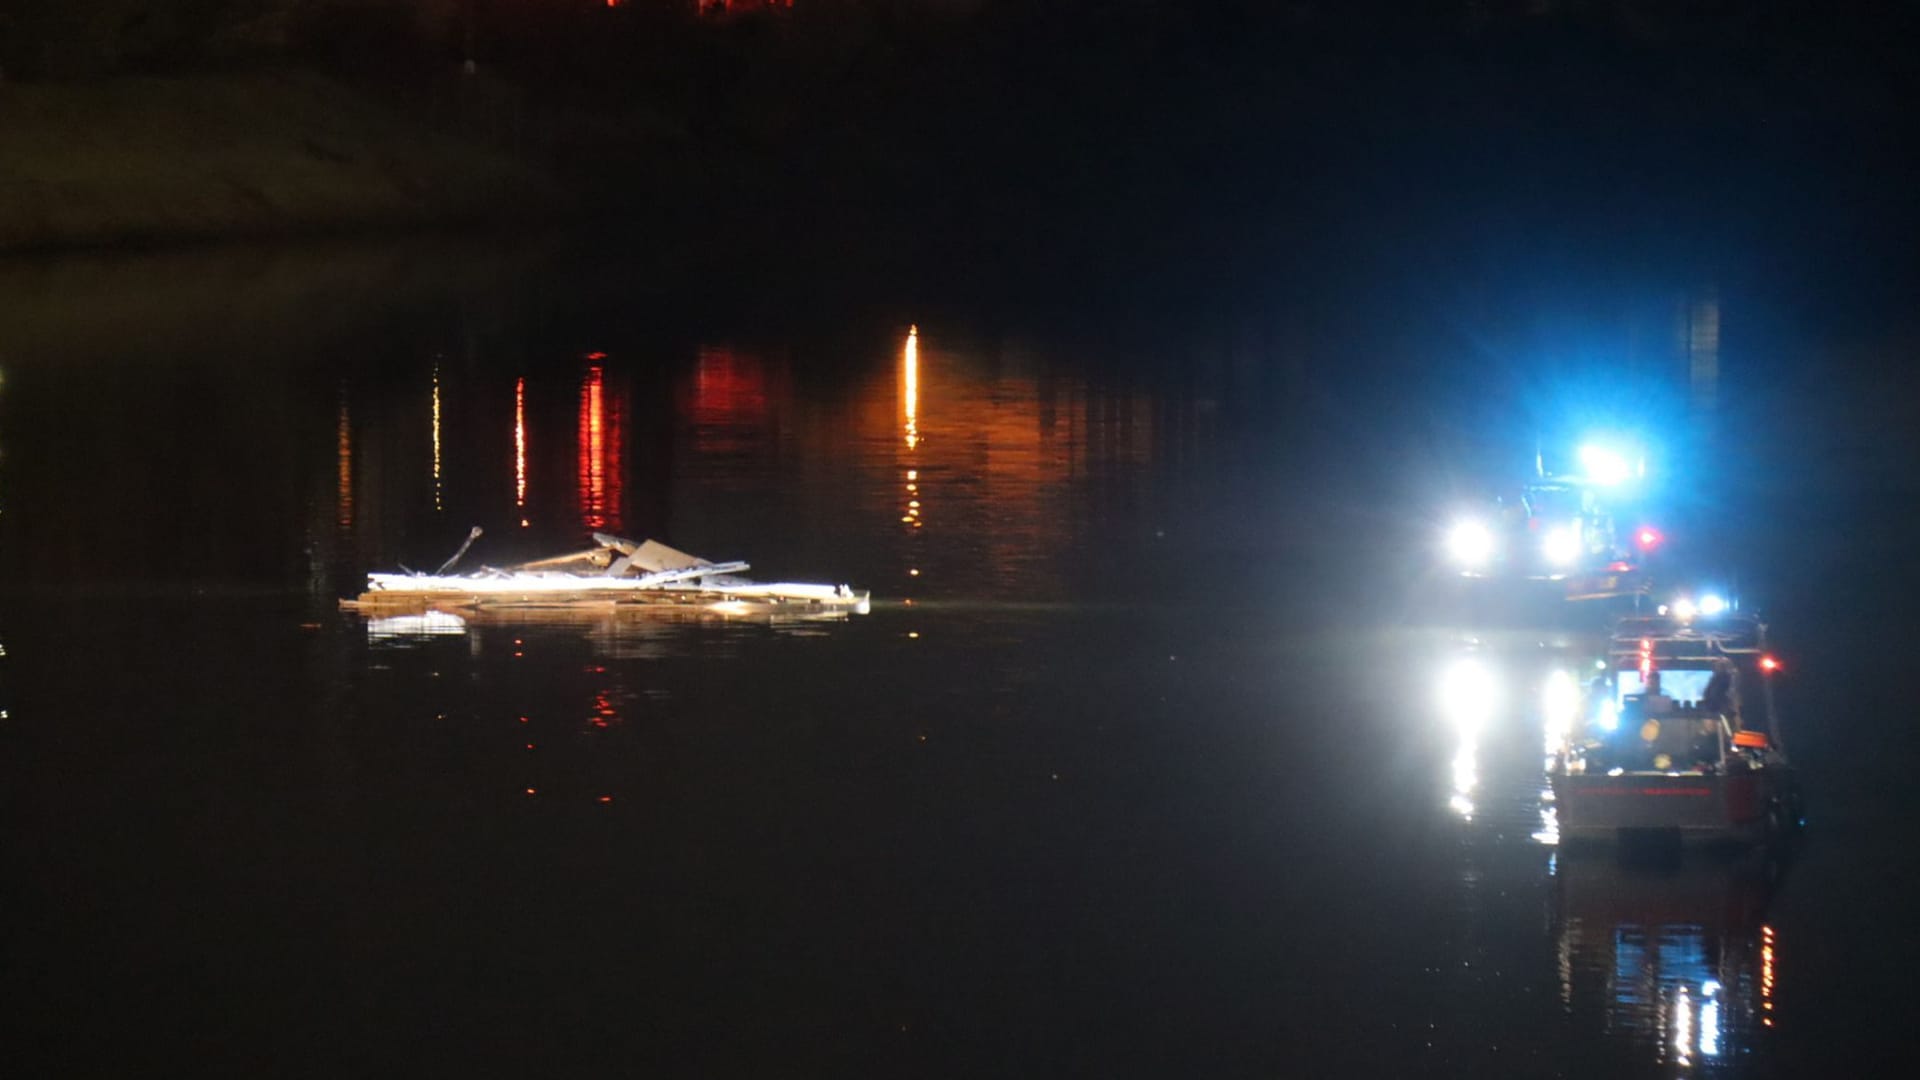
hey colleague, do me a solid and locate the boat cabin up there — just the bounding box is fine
[1551,611,1798,843]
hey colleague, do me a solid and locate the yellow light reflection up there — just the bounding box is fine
[903,324,919,450]
[1761,924,1776,1022]
[335,397,353,531]
[431,362,443,511]
[900,326,926,550]
[514,376,527,518]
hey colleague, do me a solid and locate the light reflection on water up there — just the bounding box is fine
[1425,628,1788,1075]
[1554,850,1784,1074]
[576,357,624,533]
[300,322,1223,609]
[0,256,1843,1076]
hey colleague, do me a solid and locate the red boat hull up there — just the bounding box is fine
[1553,768,1792,844]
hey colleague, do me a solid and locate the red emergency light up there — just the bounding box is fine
[1635,526,1663,552]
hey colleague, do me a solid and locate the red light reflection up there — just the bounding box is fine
[588,689,620,730]
[691,346,771,425]
[577,361,626,532]
[699,0,793,14]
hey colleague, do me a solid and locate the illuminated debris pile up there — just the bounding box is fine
[343,533,870,622]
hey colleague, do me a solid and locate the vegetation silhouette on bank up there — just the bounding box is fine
[2,1,1914,281]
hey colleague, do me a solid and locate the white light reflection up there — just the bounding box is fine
[1661,978,1731,1065]
[1674,985,1693,1069]
[1701,981,1722,1057]
[1543,669,1578,754]
[1440,658,1496,821]
[1532,793,1560,846]
[1449,741,1478,820]
[1439,658,1498,736]
[1448,791,1476,819]
[1452,746,1478,790]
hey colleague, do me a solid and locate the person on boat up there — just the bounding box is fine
[1702,659,1739,724]
[1589,693,1648,773]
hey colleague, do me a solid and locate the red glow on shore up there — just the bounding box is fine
[699,0,793,14]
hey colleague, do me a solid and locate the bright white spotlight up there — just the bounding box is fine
[1698,594,1728,616]
[1542,526,1581,567]
[1447,519,1496,568]
[1440,658,1499,736]
[1671,597,1698,621]
[1578,444,1633,486]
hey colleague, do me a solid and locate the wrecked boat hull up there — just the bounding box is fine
[343,584,871,621]
[340,534,872,623]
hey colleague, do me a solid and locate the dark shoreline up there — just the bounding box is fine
[0,68,561,255]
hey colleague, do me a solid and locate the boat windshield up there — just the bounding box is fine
[1615,667,1714,708]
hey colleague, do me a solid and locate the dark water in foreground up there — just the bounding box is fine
[2,243,1916,1075]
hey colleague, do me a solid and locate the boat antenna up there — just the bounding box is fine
[435,526,484,576]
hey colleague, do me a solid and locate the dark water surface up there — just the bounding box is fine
[2,242,1915,1076]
